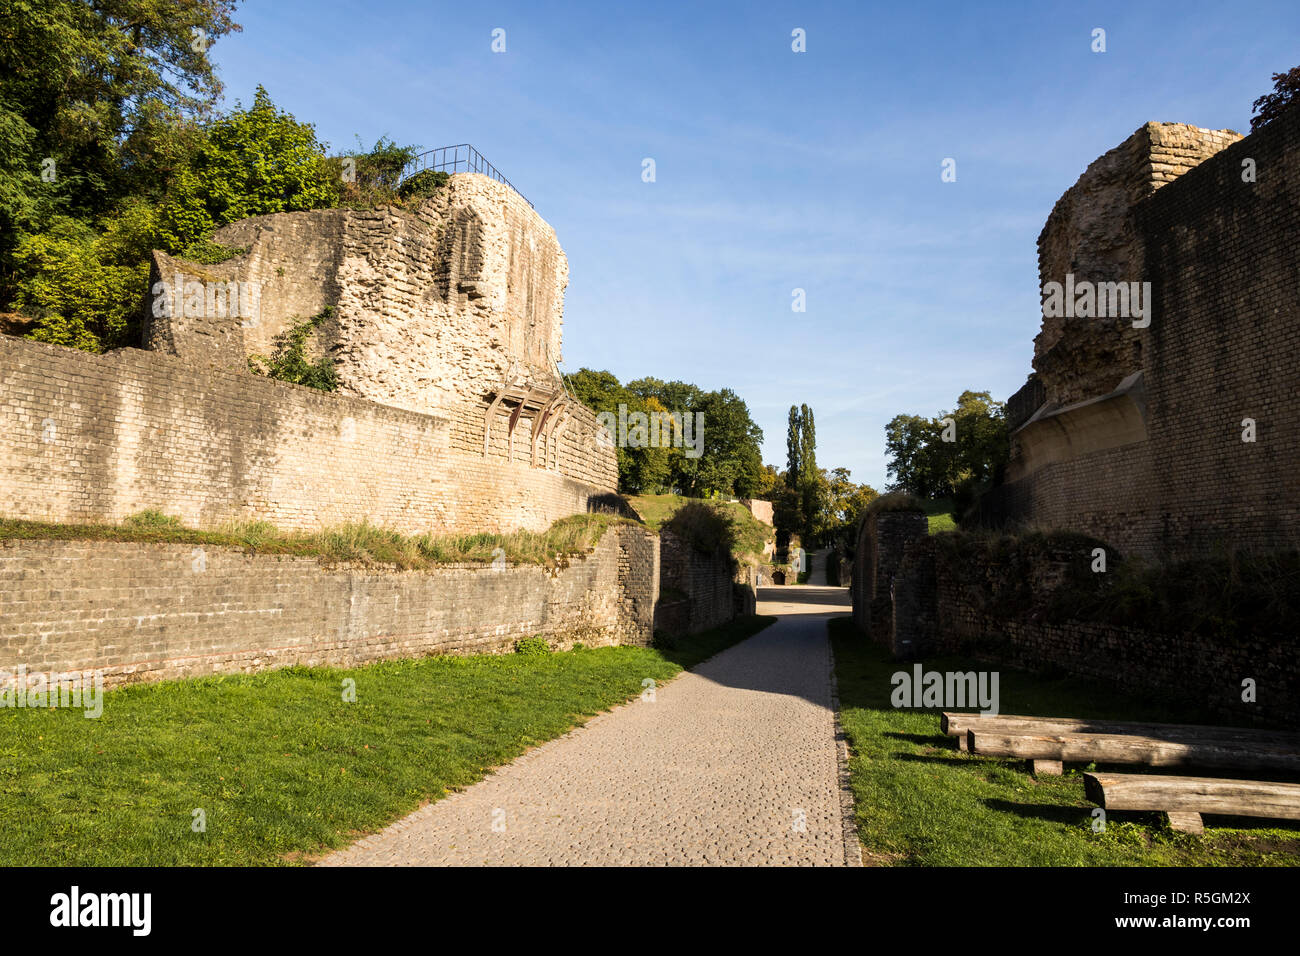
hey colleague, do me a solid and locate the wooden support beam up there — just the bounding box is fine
[548,410,571,471]
[1031,759,1063,777]
[943,713,1300,748]
[482,393,506,457]
[531,395,565,467]
[1166,811,1204,835]
[1084,772,1300,824]
[967,729,1300,774]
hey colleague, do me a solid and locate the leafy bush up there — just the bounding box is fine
[1049,549,1300,639]
[867,491,927,514]
[157,86,340,251]
[397,168,450,202]
[248,307,339,391]
[330,138,448,209]
[513,636,551,656]
[932,527,1300,640]
[663,501,737,555]
[12,209,155,351]
[179,239,246,264]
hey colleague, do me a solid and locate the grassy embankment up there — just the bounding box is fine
[625,493,772,561]
[0,509,638,569]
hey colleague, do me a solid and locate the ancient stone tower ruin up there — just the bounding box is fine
[146,174,602,477]
[980,112,1300,558]
[1,174,617,535]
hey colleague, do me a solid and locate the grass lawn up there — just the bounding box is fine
[625,493,772,558]
[920,497,956,534]
[829,616,1300,866]
[927,513,956,534]
[0,616,774,866]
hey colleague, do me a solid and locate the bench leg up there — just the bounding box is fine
[1030,759,1063,777]
[1167,811,1204,835]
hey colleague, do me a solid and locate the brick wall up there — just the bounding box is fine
[0,335,613,535]
[978,108,1300,559]
[0,523,661,689]
[850,510,929,642]
[653,529,742,637]
[888,535,1297,725]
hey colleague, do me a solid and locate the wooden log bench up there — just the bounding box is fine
[967,729,1300,776]
[1084,772,1300,834]
[943,712,1300,777]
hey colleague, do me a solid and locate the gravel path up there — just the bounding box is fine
[319,585,856,866]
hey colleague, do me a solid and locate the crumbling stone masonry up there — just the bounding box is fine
[1,173,618,534]
[850,510,928,642]
[887,536,1297,725]
[976,111,1300,559]
[654,529,753,637]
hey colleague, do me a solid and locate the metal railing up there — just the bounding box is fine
[398,144,532,208]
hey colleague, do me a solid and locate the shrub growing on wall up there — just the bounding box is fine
[248,308,339,391]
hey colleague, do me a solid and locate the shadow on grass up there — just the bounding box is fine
[983,799,1096,826]
[884,731,951,746]
[653,615,777,672]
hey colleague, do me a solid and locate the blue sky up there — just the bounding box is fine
[210,0,1297,490]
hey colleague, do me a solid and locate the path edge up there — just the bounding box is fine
[827,617,864,867]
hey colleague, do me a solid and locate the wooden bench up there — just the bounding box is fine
[944,712,1300,777]
[1083,772,1300,834]
[967,729,1300,775]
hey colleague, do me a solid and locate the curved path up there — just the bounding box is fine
[320,584,856,867]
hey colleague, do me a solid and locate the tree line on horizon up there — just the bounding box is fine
[565,368,765,499]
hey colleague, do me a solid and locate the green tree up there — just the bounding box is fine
[884,390,1008,503]
[785,406,802,489]
[0,0,242,296]
[1251,64,1300,131]
[819,467,878,543]
[568,369,673,494]
[753,463,783,501]
[157,85,339,250]
[11,213,151,351]
[798,403,823,536]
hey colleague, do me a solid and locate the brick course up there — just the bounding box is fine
[0,524,662,689]
[0,335,611,535]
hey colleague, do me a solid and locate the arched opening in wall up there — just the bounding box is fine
[773,570,786,586]
[454,208,485,297]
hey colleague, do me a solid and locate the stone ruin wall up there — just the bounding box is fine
[979,111,1299,559]
[876,535,1297,725]
[850,510,928,642]
[1033,122,1241,408]
[0,172,752,687]
[0,335,608,534]
[143,173,615,495]
[0,172,619,535]
[0,524,662,690]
